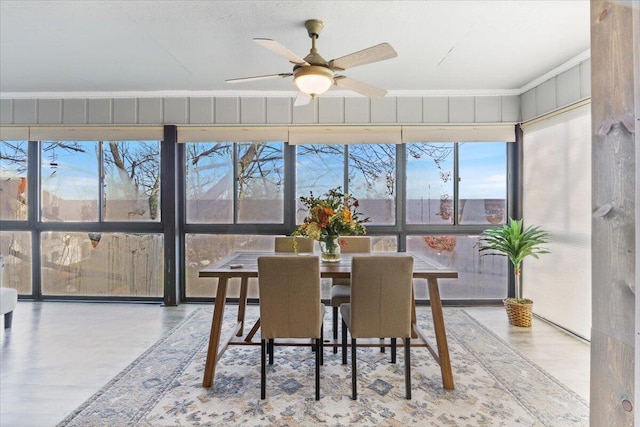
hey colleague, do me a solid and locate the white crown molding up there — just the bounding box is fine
[0,88,523,100]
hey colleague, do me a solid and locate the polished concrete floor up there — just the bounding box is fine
[0,302,590,427]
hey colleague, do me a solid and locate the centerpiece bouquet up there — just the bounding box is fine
[293,187,369,261]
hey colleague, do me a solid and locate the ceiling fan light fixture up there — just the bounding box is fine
[293,65,334,97]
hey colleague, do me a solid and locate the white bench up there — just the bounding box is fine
[0,256,17,329]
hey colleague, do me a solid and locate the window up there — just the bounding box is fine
[459,142,506,225]
[296,144,345,223]
[348,144,396,225]
[103,141,161,222]
[41,141,100,222]
[0,140,28,221]
[406,235,507,300]
[41,140,161,222]
[296,143,396,225]
[186,141,284,224]
[406,142,507,225]
[406,143,454,224]
[0,231,31,294]
[41,232,163,297]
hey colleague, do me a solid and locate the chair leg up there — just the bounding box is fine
[315,338,321,400]
[332,306,338,354]
[341,318,348,365]
[268,339,274,365]
[405,337,411,400]
[380,338,385,353]
[351,338,357,400]
[261,339,266,399]
[320,327,324,366]
[391,337,397,363]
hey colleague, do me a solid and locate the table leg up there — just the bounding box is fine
[428,277,454,390]
[411,286,418,339]
[237,277,248,336]
[202,276,228,388]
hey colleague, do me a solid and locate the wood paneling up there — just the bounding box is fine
[88,99,112,124]
[63,99,87,124]
[1,93,527,126]
[475,96,502,123]
[189,97,214,124]
[449,96,474,123]
[113,98,136,124]
[138,98,163,124]
[370,97,396,123]
[214,97,240,124]
[240,97,266,124]
[397,97,422,123]
[556,67,582,107]
[535,79,557,115]
[319,97,345,123]
[590,0,636,423]
[0,99,12,124]
[344,97,370,123]
[38,99,62,124]
[266,98,291,124]
[163,97,188,124]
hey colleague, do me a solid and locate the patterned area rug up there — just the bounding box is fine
[58,306,588,426]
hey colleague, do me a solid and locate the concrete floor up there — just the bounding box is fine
[0,302,590,427]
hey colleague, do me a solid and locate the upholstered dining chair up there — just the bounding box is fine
[329,236,371,352]
[244,236,316,343]
[340,255,414,400]
[274,236,314,253]
[257,255,325,400]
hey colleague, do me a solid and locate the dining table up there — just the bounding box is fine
[198,251,459,391]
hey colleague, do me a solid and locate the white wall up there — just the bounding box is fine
[522,104,592,339]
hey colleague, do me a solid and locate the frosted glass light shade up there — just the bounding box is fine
[293,65,334,97]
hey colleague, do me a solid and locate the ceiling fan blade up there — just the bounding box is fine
[254,38,309,65]
[334,76,387,98]
[330,43,397,70]
[294,91,312,107]
[226,73,292,83]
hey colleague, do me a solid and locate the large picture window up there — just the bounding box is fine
[1,136,163,299]
[2,127,511,303]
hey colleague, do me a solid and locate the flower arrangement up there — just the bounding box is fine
[293,187,369,254]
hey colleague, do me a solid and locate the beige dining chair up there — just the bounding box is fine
[258,255,325,400]
[274,236,314,253]
[244,236,316,343]
[340,255,414,400]
[329,236,371,352]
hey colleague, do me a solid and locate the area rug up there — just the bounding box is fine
[58,306,589,427]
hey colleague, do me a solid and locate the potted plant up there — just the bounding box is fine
[478,218,550,327]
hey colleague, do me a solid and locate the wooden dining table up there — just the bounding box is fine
[198,251,459,391]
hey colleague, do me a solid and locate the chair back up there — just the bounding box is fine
[337,236,371,253]
[275,236,314,253]
[258,256,322,339]
[349,256,413,339]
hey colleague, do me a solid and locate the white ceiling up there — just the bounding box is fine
[0,0,591,98]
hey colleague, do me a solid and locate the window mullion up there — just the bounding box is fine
[453,143,460,226]
[98,141,105,222]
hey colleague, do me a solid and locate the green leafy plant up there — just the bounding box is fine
[478,218,550,303]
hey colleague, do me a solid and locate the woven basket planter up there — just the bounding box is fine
[503,298,533,327]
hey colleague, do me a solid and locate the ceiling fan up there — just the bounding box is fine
[226,19,398,106]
